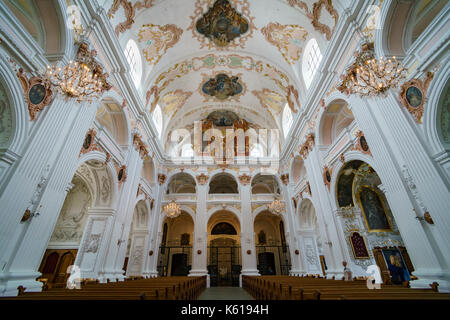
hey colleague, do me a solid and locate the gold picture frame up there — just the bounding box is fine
[349,231,370,259]
[357,185,392,232]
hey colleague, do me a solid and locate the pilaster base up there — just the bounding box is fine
[189,269,208,277]
[0,271,43,296]
[410,271,450,293]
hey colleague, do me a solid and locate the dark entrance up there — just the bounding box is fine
[157,246,192,277]
[207,241,241,287]
[256,245,291,275]
[171,253,189,276]
[258,252,276,275]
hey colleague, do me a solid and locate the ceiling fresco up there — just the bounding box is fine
[105,0,342,149]
[201,72,244,101]
[138,23,183,65]
[261,23,308,65]
[195,0,250,47]
[188,0,256,49]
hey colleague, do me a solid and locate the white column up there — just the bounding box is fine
[349,94,450,290]
[240,183,259,278]
[99,147,143,281]
[281,182,305,275]
[0,97,97,296]
[146,183,165,277]
[189,182,208,277]
[304,148,347,279]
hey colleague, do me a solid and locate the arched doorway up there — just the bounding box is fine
[207,210,241,287]
[38,160,112,288]
[336,160,415,285]
[157,211,194,277]
[254,210,291,275]
[124,200,150,277]
[297,199,324,276]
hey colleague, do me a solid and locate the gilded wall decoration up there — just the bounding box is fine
[16,68,53,121]
[188,0,256,49]
[287,0,339,41]
[152,54,292,99]
[79,129,102,156]
[107,0,155,36]
[261,23,308,65]
[133,133,149,159]
[200,72,245,101]
[158,173,167,185]
[299,133,315,159]
[138,23,183,66]
[252,89,285,116]
[280,173,289,185]
[322,165,332,190]
[352,130,372,156]
[238,174,251,185]
[159,90,193,118]
[116,164,127,186]
[398,72,434,124]
[196,173,210,185]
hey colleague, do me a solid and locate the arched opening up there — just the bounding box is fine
[319,99,354,146]
[297,199,324,276]
[4,0,65,54]
[251,174,280,194]
[436,78,450,147]
[166,172,196,194]
[254,211,291,275]
[282,103,293,138]
[208,173,238,194]
[124,39,143,89]
[95,99,129,146]
[302,38,323,89]
[0,80,13,151]
[207,210,241,287]
[335,161,415,284]
[157,211,194,277]
[291,157,306,185]
[124,200,149,277]
[405,0,448,50]
[38,159,114,288]
[152,104,163,139]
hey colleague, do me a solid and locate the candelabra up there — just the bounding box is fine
[338,42,407,97]
[268,196,285,215]
[43,42,111,103]
[163,200,181,219]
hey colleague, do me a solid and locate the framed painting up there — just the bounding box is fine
[349,232,370,259]
[357,186,392,232]
[398,72,434,124]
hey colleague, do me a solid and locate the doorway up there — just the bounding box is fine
[208,243,241,287]
[171,253,189,276]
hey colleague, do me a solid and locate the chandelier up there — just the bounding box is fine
[338,42,407,97]
[268,196,285,215]
[44,42,111,103]
[163,200,181,219]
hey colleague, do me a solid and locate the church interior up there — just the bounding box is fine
[0,0,449,302]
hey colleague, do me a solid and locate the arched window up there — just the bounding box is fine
[152,104,163,138]
[302,38,323,89]
[282,104,293,138]
[181,144,194,157]
[124,39,142,88]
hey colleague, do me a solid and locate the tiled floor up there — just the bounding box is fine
[198,287,254,300]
